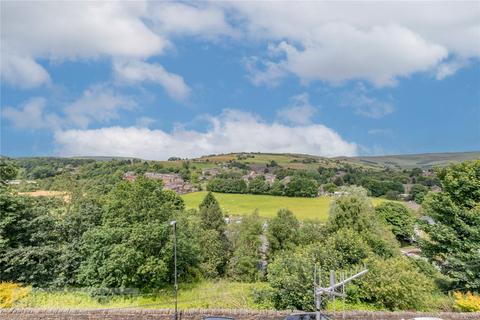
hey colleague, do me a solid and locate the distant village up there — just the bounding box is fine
[122,165,279,195]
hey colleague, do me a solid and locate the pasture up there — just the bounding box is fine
[181,192,387,221]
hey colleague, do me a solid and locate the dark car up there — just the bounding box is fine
[284,313,331,320]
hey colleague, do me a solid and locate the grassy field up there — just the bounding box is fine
[182,192,387,221]
[15,281,269,309]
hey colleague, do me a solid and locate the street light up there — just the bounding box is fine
[170,220,178,320]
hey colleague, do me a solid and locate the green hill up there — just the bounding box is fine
[338,151,480,169]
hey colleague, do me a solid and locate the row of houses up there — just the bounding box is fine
[123,172,198,194]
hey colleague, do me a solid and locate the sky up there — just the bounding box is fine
[1,1,479,160]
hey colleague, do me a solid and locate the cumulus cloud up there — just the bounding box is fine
[2,98,60,129]
[228,1,479,85]
[64,85,137,129]
[342,84,394,119]
[0,52,51,88]
[435,60,468,80]
[0,1,235,92]
[113,60,191,101]
[3,1,477,91]
[277,93,317,125]
[1,1,165,60]
[148,2,234,38]
[3,86,136,130]
[54,110,357,159]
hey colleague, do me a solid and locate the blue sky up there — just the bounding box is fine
[1,1,479,159]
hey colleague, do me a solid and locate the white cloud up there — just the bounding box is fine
[113,60,191,101]
[0,52,50,88]
[64,85,136,129]
[277,93,317,125]
[54,109,357,159]
[341,84,395,119]
[148,2,234,38]
[435,60,468,80]
[1,1,165,88]
[2,98,60,129]
[244,56,287,87]
[227,2,479,85]
[273,24,447,86]
[0,1,233,91]
[2,87,136,130]
[2,1,165,59]
[3,1,477,91]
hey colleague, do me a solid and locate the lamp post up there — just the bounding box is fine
[170,220,178,320]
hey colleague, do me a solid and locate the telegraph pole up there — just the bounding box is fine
[170,220,178,320]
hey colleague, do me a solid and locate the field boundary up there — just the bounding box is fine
[1,308,479,320]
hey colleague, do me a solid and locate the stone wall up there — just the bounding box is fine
[0,308,479,320]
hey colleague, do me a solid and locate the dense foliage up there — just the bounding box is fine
[1,158,477,312]
[375,202,415,243]
[420,160,480,291]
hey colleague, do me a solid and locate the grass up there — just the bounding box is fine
[15,281,269,309]
[182,192,387,221]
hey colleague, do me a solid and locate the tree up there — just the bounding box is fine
[207,178,247,194]
[410,184,428,203]
[0,160,17,185]
[0,192,63,287]
[55,195,103,286]
[77,177,199,289]
[267,209,300,257]
[228,212,264,281]
[322,182,337,193]
[328,186,398,258]
[248,176,270,194]
[270,180,285,196]
[284,177,318,197]
[375,202,415,243]
[420,160,480,291]
[298,220,326,245]
[199,192,226,232]
[198,192,230,277]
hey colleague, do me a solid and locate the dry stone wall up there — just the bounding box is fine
[0,309,479,320]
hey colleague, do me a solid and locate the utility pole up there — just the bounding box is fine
[170,220,178,320]
[314,269,368,320]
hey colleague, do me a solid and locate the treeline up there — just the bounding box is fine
[207,165,438,200]
[207,175,319,197]
[1,159,479,310]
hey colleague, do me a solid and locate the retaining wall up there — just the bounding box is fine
[0,308,479,320]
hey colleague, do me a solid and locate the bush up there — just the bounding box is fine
[0,282,31,308]
[354,256,435,310]
[454,292,480,312]
[411,184,428,203]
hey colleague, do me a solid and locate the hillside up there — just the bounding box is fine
[338,151,480,169]
[188,151,478,170]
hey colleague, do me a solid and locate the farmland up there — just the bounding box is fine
[182,191,387,221]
